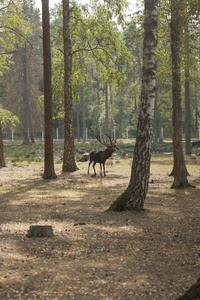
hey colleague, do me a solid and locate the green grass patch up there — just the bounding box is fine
[2,140,199,166]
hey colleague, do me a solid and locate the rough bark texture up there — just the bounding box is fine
[184,23,191,155]
[62,0,78,172]
[42,0,57,179]
[108,0,158,211]
[0,121,6,168]
[185,72,191,155]
[26,225,54,238]
[170,0,189,188]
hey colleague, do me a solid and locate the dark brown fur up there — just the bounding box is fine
[88,135,116,176]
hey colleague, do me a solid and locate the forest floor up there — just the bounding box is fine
[0,153,200,300]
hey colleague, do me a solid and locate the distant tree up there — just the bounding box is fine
[0,121,5,168]
[21,0,39,145]
[52,0,131,152]
[0,106,19,168]
[108,0,158,211]
[0,0,32,164]
[42,0,57,179]
[1,0,43,143]
[81,86,86,143]
[22,42,30,144]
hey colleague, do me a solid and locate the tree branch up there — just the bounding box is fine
[0,0,13,12]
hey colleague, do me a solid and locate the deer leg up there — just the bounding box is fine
[92,162,97,176]
[100,163,102,176]
[103,162,106,176]
[88,161,92,174]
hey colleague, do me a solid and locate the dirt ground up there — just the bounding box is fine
[0,155,200,300]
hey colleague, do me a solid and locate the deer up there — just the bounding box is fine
[88,134,117,177]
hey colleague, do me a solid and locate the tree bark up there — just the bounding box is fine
[0,121,6,168]
[185,69,191,155]
[108,0,158,211]
[170,0,190,188]
[62,0,78,172]
[184,23,191,155]
[42,0,57,179]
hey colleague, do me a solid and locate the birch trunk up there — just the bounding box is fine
[108,0,158,211]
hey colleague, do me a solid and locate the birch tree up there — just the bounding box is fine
[108,0,158,211]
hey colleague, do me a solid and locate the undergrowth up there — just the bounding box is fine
[2,140,198,165]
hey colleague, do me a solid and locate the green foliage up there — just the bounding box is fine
[51,0,133,120]
[0,105,20,127]
[0,0,33,73]
[0,0,199,143]
[156,0,200,138]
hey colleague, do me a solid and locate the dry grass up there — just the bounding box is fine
[0,154,200,299]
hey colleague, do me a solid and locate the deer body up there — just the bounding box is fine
[88,135,116,176]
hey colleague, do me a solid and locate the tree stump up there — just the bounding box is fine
[26,225,54,238]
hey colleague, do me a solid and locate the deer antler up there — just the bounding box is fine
[96,135,109,146]
[105,134,116,146]
[96,134,116,147]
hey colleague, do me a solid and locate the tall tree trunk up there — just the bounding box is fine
[29,117,35,144]
[81,86,86,142]
[184,23,191,155]
[42,0,57,179]
[185,69,191,155]
[0,121,6,168]
[62,0,78,172]
[108,0,158,211]
[22,44,30,145]
[170,0,190,188]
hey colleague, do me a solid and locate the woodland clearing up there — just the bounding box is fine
[0,145,200,300]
